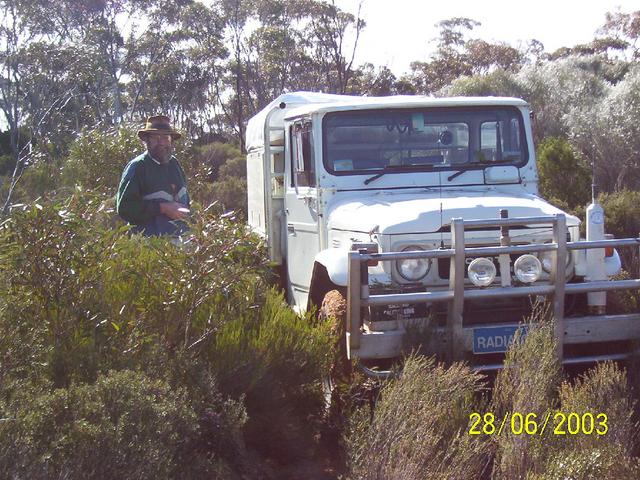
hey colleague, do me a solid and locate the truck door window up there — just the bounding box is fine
[479,115,524,163]
[291,122,315,187]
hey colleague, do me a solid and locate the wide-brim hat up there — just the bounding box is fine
[138,115,182,140]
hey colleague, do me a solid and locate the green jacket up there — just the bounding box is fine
[116,152,190,235]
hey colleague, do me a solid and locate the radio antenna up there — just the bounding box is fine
[591,156,597,203]
[439,171,445,248]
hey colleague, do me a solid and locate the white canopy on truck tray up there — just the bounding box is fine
[245,91,348,151]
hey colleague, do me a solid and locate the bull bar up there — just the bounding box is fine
[346,214,640,371]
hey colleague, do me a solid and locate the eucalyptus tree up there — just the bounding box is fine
[127,1,228,139]
[217,0,365,150]
[599,9,640,61]
[408,17,523,94]
[305,0,365,94]
[566,65,640,192]
[517,55,611,143]
[348,63,397,96]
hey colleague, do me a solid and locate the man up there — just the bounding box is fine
[117,115,190,236]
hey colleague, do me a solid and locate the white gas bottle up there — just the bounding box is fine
[586,201,606,312]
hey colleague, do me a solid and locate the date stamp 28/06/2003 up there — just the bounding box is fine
[468,412,608,436]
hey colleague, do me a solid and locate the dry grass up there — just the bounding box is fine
[491,304,561,479]
[345,301,640,479]
[346,355,490,479]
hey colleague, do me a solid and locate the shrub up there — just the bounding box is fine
[441,69,526,98]
[60,125,193,194]
[0,194,337,472]
[60,126,141,193]
[532,362,640,479]
[599,189,640,271]
[189,142,243,181]
[0,196,269,390]
[183,143,247,215]
[8,159,62,204]
[0,370,241,480]
[491,305,562,479]
[536,446,640,480]
[210,175,247,216]
[346,355,488,479]
[211,289,333,461]
[607,270,640,314]
[537,137,592,209]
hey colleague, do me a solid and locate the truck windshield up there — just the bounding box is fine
[323,106,528,175]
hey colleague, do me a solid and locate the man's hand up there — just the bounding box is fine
[159,201,190,220]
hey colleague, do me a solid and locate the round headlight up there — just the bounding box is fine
[468,258,496,287]
[397,246,431,281]
[514,254,542,283]
[540,250,571,273]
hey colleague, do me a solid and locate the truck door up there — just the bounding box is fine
[285,120,321,309]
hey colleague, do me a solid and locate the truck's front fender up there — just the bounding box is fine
[314,248,349,287]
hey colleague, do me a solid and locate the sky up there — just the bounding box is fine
[333,0,638,75]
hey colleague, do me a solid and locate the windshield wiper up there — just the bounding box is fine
[447,169,467,182]
[364,164,434,185]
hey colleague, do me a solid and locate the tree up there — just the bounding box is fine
[408,17,524,94]
[349,63,397,96]
[306,0,365,94]
[598,9,640,60]
[517,55,610,143]
[566,65,640,192]
[441,69,525,98]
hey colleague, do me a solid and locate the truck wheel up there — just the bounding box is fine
[318,289,351,415]
[319,289,351,374]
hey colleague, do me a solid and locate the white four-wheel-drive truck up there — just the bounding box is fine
[246,91,640,373]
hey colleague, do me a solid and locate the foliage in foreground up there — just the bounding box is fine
[346,305,640,480]
[0,370,241,480]
[347,355,489,479]
[0,195,332,478]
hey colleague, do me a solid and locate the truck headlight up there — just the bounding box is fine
[468,258,496,287]
[514,254,542,283]
[397,246,431,281]
[540,250,571,273]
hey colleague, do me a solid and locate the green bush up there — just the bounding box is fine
[537,137,592,209]
[212,289,333,460]
[0,370,241,480]
[3,159,63,205]
[182,143,247,216]
[537,446,640,480]
[599,189,640,271]
[599,189,640,239]
[491,306,561,479]
[531,362,640,479]
[557,362,635,454]
[0,196,269,390]
[210,175,248,216]
[0,194,336,474]
[60,125,193,194]
[442,69,526,98]
[188,142,243,181]
[607,270,640,314]
[60,126,141,193]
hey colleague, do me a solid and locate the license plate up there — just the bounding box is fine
[371,303,428,321]
[473,325,529,354]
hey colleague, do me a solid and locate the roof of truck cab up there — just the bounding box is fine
[245,91,529,151]
[284,94,528,119]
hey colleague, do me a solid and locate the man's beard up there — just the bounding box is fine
[150,145,172,164]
